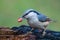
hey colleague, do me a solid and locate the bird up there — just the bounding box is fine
[18,9,54,36]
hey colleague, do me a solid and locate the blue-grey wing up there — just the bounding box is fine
[37,14,48,22]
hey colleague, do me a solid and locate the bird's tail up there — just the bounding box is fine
[46,17,57,23]
[50,19,57,23]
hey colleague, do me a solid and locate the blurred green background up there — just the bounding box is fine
[0,0,60,31]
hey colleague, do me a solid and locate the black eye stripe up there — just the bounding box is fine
[22,10,40,17]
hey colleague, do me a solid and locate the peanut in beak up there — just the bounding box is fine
[18,18,23,22]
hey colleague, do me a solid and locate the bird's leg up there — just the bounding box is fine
[42,26,47,36]
[27,28,34,35]
[42,28,46,36]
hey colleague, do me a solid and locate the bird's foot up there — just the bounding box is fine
[42,31,46,37]
[27,31,32,35]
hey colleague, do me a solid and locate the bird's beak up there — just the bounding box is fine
[18,17,23,22]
